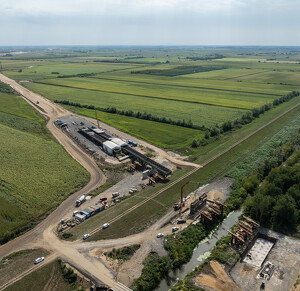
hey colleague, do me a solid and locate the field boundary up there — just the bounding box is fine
[87,100,300,237]
[88,75,282,97]
[32,81,253,110]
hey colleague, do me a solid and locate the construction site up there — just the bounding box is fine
[57,114,172,179]
[230,228,300,291]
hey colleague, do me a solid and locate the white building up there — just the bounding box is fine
[103,141,121,155]
[111,138,127,147]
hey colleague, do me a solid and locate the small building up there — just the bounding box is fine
[75,213,86,222]
[80,210,90,218]
[83,207,95,217]
[111,138,128,147]
[103,141,121,156]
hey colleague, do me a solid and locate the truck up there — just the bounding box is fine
[76,195,86,207]
[128,140,137,147]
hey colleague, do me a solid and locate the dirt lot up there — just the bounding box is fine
[196,177,235,201]
[231,228,300,291]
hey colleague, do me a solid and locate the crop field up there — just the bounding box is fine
[24,82,246,128]
[2,47,300,149]
[34,77,277,109]
[0,89,89,242]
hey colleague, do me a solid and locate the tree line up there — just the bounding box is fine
[53,99,202,130]
[191,91,300,148]
[54,91,299,143]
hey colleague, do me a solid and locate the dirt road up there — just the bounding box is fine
[1,74,299,289]
[0,74,106,272]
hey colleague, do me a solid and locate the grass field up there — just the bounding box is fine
[64,106,204,148]
[2,47,299,149]
[0,249,49,286]
[0,89,90,242]
[4,260,70,291]
[23,82,246,128]
[34,77,277,109]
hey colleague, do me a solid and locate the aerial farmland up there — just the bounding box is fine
[0,46,300,291]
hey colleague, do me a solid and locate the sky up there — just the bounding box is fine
[0,0,299,46]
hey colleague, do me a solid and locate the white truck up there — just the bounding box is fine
[112,192,120,198]
[76,195,86,207]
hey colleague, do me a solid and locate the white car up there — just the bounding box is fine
[157,233,164,238]
[82,234,90,240]
[172,227,179,232]
[34,257,45,264]
[103,223,110,229]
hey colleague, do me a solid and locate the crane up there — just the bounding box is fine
[94,109,101,129]
[178,181,201,216]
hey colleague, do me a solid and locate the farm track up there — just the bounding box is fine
[222,70,269,80]
[88,75,282,96]
[33,80,254,110]
[0,72,105,260]
[88,100,300,237]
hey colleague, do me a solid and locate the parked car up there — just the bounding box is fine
[99,197,107,202]
[157,233,164,238]
[103,223,110,229]
[129,187,138,194]
[172,227,179,232]
[34,257,45,264]
[177,218,186,224]
[82,234,90,240]
[73,210,79,216]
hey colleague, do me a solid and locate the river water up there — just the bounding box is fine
[155,210,243,291]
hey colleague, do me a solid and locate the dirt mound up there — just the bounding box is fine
[207,190,224,200]
[196,261,240,291]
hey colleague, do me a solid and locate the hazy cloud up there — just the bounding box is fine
[0,0,299,45]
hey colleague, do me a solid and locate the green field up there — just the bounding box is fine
[0,249,49,286]
[34,77,277,109]
[4,260,70,291]
[64,106,204,148]
[23,82,246,128]
[0,88,89,243]
[2,47,299,149]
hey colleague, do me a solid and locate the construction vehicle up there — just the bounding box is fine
[173,202,181,211]
[75,195,86,207]
[174,181,201,211]
[94,109,101,129]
